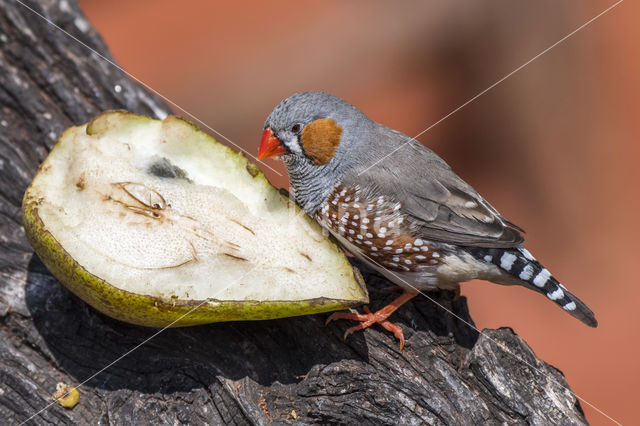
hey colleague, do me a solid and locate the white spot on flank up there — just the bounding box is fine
[395,249,403,254]
[351,221,357,226]
[484,255,493,262]
[416,255,426,260]
[379,227,387,233]
[500,252,517,271]
[383,246,392,251]
[420,246,429,252]
[366,233,373,238]
[404,243,412,250]
[519,264,534,281]
[389,262,398,267]
[392,256,400,262]
[74,17,90,32]
[397,217,404,224]
[354,214,359,219]
[338,226,345,233]
[43,112,52,120]
[348,229,355,234]
[464,201,477,208]
[385,240,394,245]
[356,234,363,240]
[404,259,412,265]
[331,200,337,205]
[432,252,440,258]
[345,196,351,202]
[114,84,122,93]
[547,288,564,301]
[378,233,386,238]
[563,301,576,311]
[362,218,370,224]
[414,239,423,246]
[371,247,377,251]
[533,269,551,288]
[364,241,372,245]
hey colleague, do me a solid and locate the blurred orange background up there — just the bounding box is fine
[79,1,638,424]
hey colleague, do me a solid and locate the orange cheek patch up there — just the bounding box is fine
[300,118,343,165]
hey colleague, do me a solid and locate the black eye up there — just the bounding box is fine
[291,124,301,134]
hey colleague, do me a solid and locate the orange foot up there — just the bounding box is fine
[326,291,417,350]
[453,287,461,301]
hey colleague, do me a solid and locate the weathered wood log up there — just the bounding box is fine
[0,1,589,424]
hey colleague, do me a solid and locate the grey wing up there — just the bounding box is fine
[352,137,524,248]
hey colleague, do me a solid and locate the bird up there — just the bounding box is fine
[257,91,597,349]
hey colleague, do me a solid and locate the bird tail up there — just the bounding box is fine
[469,246,598,327]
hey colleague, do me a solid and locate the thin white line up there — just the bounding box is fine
[347,248,621,425]
[358,0,624,176]
[19,298,209,424]
[19,200,313,423]
[12,0,283,177]
[13,0,621,423]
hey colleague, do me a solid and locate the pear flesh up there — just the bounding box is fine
[22,112,367,327]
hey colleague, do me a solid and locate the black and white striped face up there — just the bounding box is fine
[264,92,331,156]
[264,92,352,166]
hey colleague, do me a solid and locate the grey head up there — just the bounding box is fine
[261,91,374,213]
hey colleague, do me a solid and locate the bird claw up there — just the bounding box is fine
[325,309,371,325]
[453,287,461,302]
[327,305,407,350]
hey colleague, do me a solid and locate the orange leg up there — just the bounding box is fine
[326,291,417,350]
[453,287,461,301]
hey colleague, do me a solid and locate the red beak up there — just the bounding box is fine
[258,127,287,160]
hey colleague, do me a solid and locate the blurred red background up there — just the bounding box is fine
[79,1,638,423]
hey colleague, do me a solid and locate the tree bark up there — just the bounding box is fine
[0,1,589,424]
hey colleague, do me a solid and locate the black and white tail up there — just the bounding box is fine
[469,246,598,327]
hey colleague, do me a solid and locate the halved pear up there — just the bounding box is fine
[22,111,367,327]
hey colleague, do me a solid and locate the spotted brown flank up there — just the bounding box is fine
[300,118,342,165]
[314,184,441,272]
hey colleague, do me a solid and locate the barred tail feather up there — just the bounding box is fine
[470,246,598,327]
